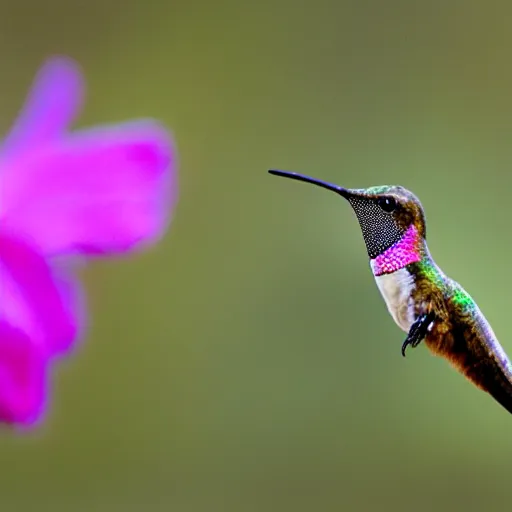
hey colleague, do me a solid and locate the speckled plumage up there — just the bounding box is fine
[371,225,422,276]
[269,169,512,415]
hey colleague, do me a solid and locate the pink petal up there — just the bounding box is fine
[0,232,79,356]
[1,56,83,160]
[0,322,46,425]
[2,121,176,256]
[50,261,87,354]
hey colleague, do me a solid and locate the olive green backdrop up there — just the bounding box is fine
[0,1,511,511]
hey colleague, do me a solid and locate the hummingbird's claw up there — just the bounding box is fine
[401,312,435,357]
[401,338,413,357]
[411,337,423,348]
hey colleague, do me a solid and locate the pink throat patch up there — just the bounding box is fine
[370,225,421,276]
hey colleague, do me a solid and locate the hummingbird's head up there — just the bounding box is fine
[269,170,427,268]
[345,183,427,259]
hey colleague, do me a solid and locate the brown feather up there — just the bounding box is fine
[410,262,512,414]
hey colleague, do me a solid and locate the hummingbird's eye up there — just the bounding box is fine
[377,196,397,213]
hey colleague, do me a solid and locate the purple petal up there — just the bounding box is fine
[2,121,176,256]
[0,322,46,425]
[0,232,79,356]
[1,56,83,160]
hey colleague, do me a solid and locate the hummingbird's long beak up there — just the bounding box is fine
[268,169,351,198]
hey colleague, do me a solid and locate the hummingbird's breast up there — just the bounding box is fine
[373,267,416,332]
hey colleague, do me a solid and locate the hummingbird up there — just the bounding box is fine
[269,169,512,415]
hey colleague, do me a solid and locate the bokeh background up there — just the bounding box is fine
[1,1,511,510]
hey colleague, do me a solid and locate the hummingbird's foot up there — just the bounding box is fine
[401,312,435,357]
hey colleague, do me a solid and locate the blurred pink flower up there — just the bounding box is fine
[0,57,177,425]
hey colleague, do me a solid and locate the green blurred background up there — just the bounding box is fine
[1,0,511,510]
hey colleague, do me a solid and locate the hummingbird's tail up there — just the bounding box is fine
[464,357,512,415]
